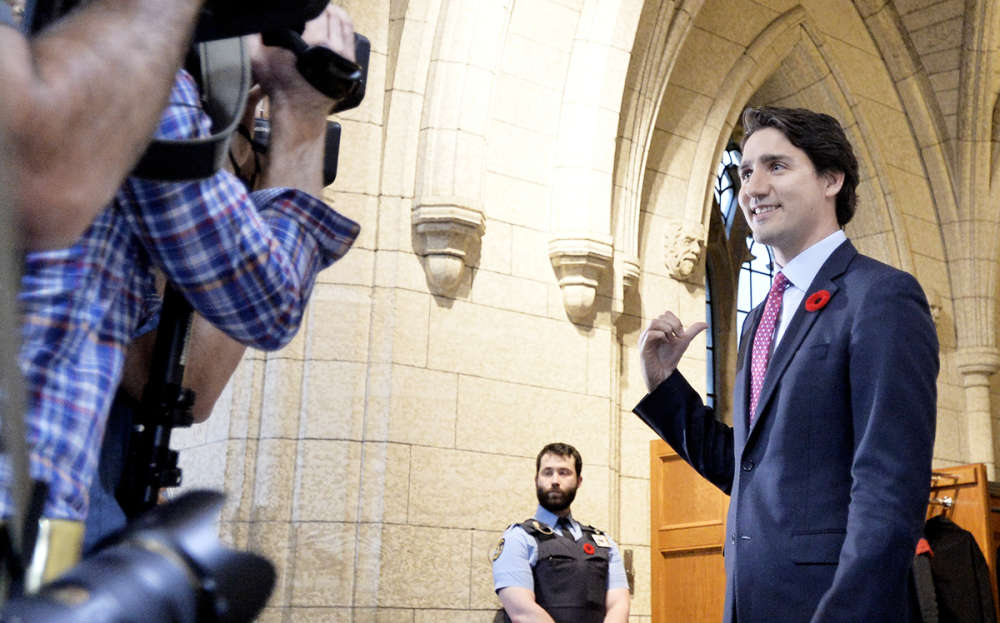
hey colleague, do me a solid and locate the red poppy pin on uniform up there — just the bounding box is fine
[583,543,596,555]
[805,290,831,312]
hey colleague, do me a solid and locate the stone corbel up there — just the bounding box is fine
[621,254,640,291]
[412,198,486,297]
[664,220,707,284]
[548,236,613,322]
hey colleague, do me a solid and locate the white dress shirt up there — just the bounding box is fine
[773,229,847,347]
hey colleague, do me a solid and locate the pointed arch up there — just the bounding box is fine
[637,5,946,284]
[853,0,959,228]
[611,0,705,294]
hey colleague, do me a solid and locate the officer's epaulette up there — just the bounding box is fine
[518,518,556,539]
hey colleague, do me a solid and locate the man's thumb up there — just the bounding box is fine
[684,322,709,341]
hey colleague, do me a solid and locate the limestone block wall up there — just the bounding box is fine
[168,0,1000,621]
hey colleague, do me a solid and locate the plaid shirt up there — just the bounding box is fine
[4,70,358,521]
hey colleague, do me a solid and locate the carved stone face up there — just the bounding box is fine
[665,223,705,281]
[675,235,700,276]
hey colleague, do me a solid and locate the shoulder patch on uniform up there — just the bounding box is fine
[491,536,505,562]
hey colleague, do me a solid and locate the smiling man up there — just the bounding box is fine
[491,442,630,623]
[633,107,939,622]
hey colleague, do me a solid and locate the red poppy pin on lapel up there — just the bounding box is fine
[583,543,596,555]
[805,290,831,312]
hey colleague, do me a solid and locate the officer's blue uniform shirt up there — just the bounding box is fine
[492,505,629,593]
[0,4,14,27]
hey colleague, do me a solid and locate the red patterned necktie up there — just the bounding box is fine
[749,272,790,423]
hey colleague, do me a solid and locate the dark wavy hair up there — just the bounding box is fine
[536,442,582,477]
[741,106,859,227]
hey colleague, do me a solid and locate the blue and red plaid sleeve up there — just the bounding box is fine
[117,70,359,350]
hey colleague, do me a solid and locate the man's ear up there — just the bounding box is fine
[823,170,845,198]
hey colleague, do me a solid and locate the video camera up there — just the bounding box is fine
[25,0,329,41]
[1,491,273,623]
[25,0,370,184]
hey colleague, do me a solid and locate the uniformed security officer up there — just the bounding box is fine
[491,442,630,623]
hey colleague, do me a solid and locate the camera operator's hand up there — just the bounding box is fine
[250,5,355,112]
[246,5,355,196]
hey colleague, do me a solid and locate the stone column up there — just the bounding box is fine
[548,0,635,321]
[956,347,1000,479]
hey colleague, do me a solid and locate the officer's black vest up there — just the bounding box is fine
[508,518,610,623]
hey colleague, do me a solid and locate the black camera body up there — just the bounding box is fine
[25,0,330,40]
[1,491,274,623]
[193,0,330,42]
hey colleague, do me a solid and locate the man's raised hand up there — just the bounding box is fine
[638,312,708,392]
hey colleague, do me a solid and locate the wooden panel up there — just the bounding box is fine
[930,463,979,488]
[656,550,725,622]
[655,453,726,527]
[650,439,727,623]
[657,521,726,553]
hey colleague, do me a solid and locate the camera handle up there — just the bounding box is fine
[261,29,368,113]
[117,284,196,519]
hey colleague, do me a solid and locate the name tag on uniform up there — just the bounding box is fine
[592,532,610,548]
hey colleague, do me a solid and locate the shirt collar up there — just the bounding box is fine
[778,230,847,292]
[534,505,573,528]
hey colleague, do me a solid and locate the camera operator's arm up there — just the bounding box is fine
[251,5,356,196]
[121,315,247,424]
[0,0,204,249]
[118,7,360,353]
[184,317,248,423]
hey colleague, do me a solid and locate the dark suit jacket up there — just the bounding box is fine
[635,241,938,622]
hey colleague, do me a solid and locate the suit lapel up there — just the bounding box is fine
[745,241,857,443]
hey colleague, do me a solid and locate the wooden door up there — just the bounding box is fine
[650,439,728,622]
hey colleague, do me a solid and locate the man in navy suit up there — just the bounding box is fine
[635,106,938,622]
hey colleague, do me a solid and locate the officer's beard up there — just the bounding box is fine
[536,482,578,513]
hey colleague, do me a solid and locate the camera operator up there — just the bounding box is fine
[0,0,207,248]
[3,4,362,587]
